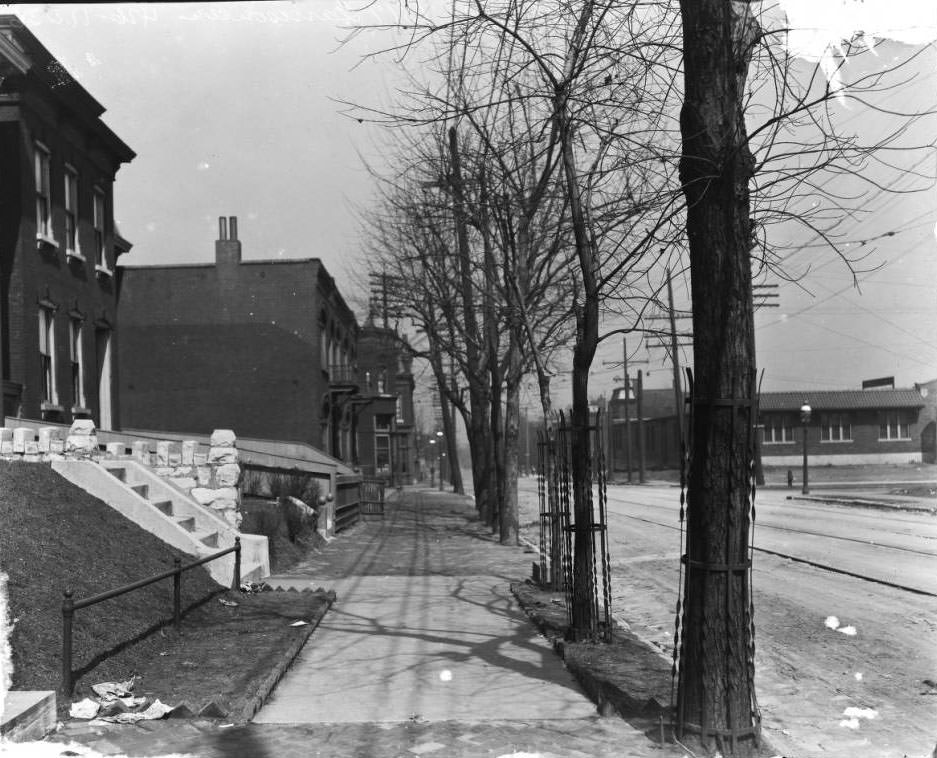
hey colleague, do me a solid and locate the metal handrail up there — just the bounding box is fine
[61,538,241,695]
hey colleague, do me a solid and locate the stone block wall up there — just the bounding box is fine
[0,422,243,528]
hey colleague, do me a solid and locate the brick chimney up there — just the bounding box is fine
[215,215,241,265]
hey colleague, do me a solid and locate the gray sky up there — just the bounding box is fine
[9,1,936,409]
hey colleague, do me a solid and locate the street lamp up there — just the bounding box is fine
[428,438,436,487]
[436,431,445,492]
[800,402,811,495]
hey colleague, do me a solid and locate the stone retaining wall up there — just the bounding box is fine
[0,423,243,528]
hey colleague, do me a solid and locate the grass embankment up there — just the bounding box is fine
[1,462,333,719]
[0,462,223,696]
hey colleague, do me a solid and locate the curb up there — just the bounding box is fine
[510,582,668,722]
[786,494,936,515]
[225,588,336,723]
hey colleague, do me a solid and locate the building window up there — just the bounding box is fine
[93,188,106,269]
[396,397,404,423]
[69,319,85,408]
[762,414,794,444]
[820,413,852,442]
[35,142,53,242]
[375,414,393,432]
[64,165,80,256]
[375,434,390,472]
[38,307,57,405]
[879,411,912,441]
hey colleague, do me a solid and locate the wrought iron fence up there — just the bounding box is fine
[61,539,241,695]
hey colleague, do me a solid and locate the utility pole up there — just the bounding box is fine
[667,270,685,453]
[637,369,646,483]
[623,339,632,482]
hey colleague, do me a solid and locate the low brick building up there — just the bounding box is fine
[0,16,134,427]
[607,381,932,469]
[117,218,358,454]
[758,388,928,466]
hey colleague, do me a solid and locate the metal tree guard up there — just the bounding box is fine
[537,410,612,642]
[671,368,762,750]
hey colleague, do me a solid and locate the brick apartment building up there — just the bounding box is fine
[355,320,416,483]
[0,17,135,427]
[117,218,359,455]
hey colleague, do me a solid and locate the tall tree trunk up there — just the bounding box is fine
[676,1,760,755]
[559,113,599,639]
[448,126,493,518]
[501,369,521,545]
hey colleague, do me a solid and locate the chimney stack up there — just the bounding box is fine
[215,214,242,266]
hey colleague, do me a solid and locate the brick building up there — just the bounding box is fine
[0,17,134,427]
[354,321,416,483]
[608,380,932,469]
[759,387,928,466]
[117,218,358,454]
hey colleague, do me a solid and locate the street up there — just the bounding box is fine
[519,480,937,758]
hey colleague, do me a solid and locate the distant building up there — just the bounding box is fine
[0,16,135,426]
[759,388,927,466]
[607,385,683,471]
[607,381,932,469]
[117,218,358,455]
[354,321,416,484]
[914,378,936,464]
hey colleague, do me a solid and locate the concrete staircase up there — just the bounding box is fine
[52,458,268,586]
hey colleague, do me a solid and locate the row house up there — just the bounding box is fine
[354,320,416,483]
[0,16,134,427]
[117,218,360,457]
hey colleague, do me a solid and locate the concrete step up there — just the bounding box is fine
[108,467,127,482]
[1,691,56,742]
[130,483,149,499]
[153,499,173,516]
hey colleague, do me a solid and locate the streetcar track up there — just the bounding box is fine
[605,497,937,558]
[604,509,937,597]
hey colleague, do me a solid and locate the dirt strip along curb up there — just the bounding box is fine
[226,589,336,724]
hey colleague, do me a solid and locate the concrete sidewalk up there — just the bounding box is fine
[46,487,682,757]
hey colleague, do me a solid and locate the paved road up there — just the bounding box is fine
[519,479,937,758]
[605,486,937,595]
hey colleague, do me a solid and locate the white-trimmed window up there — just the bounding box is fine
[879,411,912,441]
[93,188,107,270]
[375,434,390,472]
[69,318,85,409]
[35,142,53,243]
[762,414,794,444]
[64,165,80,256]
[396,397,404,423]
[38,306,57,405]
[820,413,852,442]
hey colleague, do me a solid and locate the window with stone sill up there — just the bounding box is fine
[879,411,913,441]
[820,413,852,442]
[64,164,80,256]
[69,318,85,409]
[762,414,794,444]
[35,141,52,242]
[93,187,106,270]
[38,305,57,406]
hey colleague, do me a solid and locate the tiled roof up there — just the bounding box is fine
[759,389,925,412]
